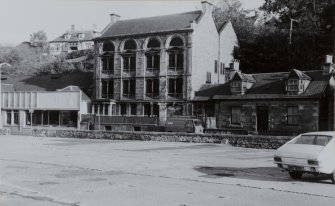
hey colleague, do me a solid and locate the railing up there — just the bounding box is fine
[168,93,183,99]
[95,115,158,126]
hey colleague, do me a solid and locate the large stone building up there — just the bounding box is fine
[92,1,238,130]
[194,56,335,135]
[49,25,100,56]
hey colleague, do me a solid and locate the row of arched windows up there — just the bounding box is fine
[102,36,184,52]
[100,36,185,74]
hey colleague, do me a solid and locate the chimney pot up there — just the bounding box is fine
[71,25,75,31]
[325,55,333,64]
[110,13,120,25]
[201,1,213,14]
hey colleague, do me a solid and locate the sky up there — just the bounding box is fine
[0,0,264,46]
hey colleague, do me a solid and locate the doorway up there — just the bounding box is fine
[257,106,269,132]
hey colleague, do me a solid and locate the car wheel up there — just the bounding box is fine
[330,172,335,184]
[289,171,303,179]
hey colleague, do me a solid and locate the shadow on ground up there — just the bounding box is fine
[195,166,333,184]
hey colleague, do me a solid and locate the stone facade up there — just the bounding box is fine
[215,99,322,135]
[92,1,238,130]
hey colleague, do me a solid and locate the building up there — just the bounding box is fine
[0,72,93,132]
[92,1,238,131]
[49,25,100,56]
[193,56,335,136]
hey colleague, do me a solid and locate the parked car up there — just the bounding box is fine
[274,131,335,183]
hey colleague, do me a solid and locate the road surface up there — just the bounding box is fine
[0,135,334,206]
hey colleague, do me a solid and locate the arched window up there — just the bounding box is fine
[122,39,137,73]
[103,42,114,52]
[146,38,160,72]
[168,37,184,72]
[101,41,115,74]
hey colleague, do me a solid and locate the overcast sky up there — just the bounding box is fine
[0,0,264,46]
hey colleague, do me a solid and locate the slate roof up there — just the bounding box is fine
[194,70,330,101]
[1,72,93,99]
[99,10,203,38]
[215,21,228,33]
[50,30,99,43]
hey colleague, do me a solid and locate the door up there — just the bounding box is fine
[257,106,269,132]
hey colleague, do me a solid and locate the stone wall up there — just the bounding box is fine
[32,129,293,149]
[215,99,320,135]
[0,129,10,135]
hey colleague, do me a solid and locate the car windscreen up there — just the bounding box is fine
[292,135,333,146]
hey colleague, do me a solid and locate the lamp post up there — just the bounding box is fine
[0,62,11,129]
[289,18,299,45]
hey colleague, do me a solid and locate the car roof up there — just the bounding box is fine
[301,131,335,136]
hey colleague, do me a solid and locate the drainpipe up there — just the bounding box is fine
[218,32,221,84]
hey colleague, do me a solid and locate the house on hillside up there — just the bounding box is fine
[49,25,100,56]
[92,1,238,131]
[0,72,93,132]
[193,55,335,136]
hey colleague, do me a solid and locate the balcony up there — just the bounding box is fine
[95,115,158,126]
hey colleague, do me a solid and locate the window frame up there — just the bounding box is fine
[168,78,183,99]
[231,106,241,124]
[123,79,136,98]
[287,106,299,125]
[288,79,299,92]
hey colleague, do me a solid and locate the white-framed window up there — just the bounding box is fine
[288,79,299,91]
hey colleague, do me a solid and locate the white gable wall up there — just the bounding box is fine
[191,12,218,99]
[219,22,238,83]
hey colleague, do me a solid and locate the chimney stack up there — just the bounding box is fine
[71,25,75,32]
[110,13,120,25]
[323,55,334,74]
[201,1,213,14]
[230,59,240,71]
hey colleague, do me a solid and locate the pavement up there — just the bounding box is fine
[0,135,334,206]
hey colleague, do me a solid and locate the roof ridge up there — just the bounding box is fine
[116,10,202,23]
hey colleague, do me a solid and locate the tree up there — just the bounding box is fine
[261,0,334,70]
[30,30,48,52]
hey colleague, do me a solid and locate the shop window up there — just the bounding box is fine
[144,104,159,117]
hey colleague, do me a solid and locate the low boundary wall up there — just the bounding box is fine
[32,129,294,149]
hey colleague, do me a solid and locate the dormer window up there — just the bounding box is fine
[78,33,85,39]
[231,80,241,93]
[64,34,71,40]
[288,79,298,91]
[286,69,311,95]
